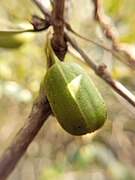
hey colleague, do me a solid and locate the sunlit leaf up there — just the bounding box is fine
[0,23,34,48]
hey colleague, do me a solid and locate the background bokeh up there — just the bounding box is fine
[0,0,135,180]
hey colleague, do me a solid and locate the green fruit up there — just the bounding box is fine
[44,45,107,136]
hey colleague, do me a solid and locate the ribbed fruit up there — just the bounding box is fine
[44,58,107,136]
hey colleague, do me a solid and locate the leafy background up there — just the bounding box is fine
[0,0,135,179]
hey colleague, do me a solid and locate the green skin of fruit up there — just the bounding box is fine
[45,60,107,136]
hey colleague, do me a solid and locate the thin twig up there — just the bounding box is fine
[65,33,135,107]
[92,0,135,69]
[65,23,135,70]
[32,0,50,20]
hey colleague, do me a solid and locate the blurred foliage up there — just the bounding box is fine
[0,0,135,180]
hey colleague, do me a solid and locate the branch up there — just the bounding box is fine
[32,0,50,19]
[32,1,135,69]
[51,0,67,60]
[0,83,51,180]
[32,0,135,107]
[65,23,135,70]
[92,0,135,69]
[65,34,135,107]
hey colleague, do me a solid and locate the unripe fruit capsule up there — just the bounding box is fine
[44,56,107,136]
